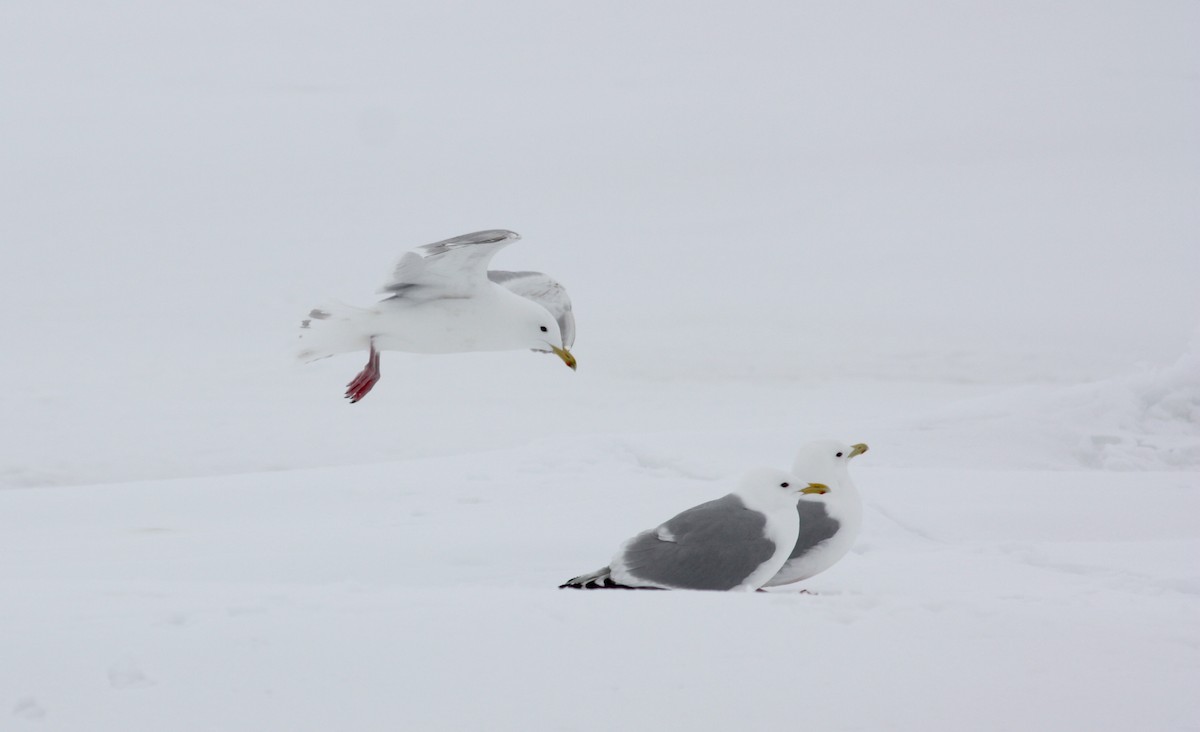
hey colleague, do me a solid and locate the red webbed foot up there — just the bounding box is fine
[345,340,381,403]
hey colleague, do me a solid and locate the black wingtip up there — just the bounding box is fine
[557,578,658,591]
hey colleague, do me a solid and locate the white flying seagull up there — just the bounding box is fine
[762,440,868,589]
[560,468,832,591]
[297,230,576,402]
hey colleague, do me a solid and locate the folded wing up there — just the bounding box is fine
[616,495,776,591]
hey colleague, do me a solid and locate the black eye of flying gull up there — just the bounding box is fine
[761,440,869,590]
[296,229,577,403]
[560,467,831,592]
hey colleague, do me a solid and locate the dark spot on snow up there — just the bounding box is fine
[308,308,331,320]
[300,319,311,329]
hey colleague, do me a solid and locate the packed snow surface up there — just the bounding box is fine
[2,1,1198,730]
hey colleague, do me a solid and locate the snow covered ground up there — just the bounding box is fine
[2,1,1198,730]
[3,455,1198,730]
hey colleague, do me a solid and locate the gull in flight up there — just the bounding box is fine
[298,229,576,402]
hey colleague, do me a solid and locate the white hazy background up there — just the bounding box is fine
[1,3,1198,731]
[2,1,1197,486]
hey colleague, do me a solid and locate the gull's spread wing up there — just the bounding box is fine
[380,229,520,300]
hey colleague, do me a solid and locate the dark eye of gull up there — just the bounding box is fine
[836,452,844,457]
[780,482,789,488]
[540,326,548,332]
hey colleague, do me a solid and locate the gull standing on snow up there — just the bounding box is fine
[560,468,831,591]
[762,440,869,589]
[297,230,576,402]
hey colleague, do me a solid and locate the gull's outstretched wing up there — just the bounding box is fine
[488,270,576,349]
[380,229,520,300]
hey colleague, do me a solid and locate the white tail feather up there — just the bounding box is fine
[296,302,377,362]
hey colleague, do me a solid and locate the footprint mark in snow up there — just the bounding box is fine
[11,697,47,720]
[617,444,716,480]
[869,504,941,543]
[161,611,189,627]
[128,527,173,536]
[108,663,155,690]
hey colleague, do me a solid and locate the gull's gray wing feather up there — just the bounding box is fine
[617,494,776,591]
[760,498,843,588]
[380,229,520,300]
[488,270,575,349]
[788,499,841,560]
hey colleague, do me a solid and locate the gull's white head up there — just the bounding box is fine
[506,297,576,370]
[736,467,829,509]
[792,440,869,488]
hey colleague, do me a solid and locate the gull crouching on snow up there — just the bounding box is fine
[762,440,869,589]
[298,229,576,402]
[560,468,832,591]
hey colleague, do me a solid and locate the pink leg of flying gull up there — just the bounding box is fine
[345,338,381,403]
